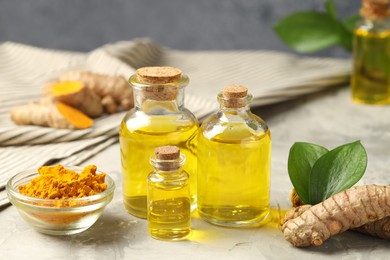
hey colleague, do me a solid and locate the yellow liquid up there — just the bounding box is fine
[147,172,191,241]
[197,122,271,227]
[120,112,198,218]
[352,28,390,104]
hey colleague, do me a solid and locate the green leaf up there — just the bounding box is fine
[337,27,353,51]
[343,15,361,33]
[325,0,337,19]
[309,141,367,204]
[337,14,360,51]
[274,12,345,53]
[288,142,329,204]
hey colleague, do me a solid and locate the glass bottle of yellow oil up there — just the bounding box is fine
[147,145,191,241]
[197,85,271,227]
[120,67,198,218]
[351,0,390,104]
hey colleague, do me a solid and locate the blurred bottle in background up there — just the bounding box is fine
[351,0,390,104]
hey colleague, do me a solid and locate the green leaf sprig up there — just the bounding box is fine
[274,0,360,53]
[288,140,368,205]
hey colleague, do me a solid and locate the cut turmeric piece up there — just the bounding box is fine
[50,81,84,95]
[56,102,93,129]
[10,101,93,129]
[59,71,134,112]
[10,70,135,129]
[49,81,103,118]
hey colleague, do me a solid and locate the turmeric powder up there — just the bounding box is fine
[290,188,304,208]
[19,164,107,199]
[282,185,390,247]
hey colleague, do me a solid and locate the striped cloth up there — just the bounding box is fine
[0,39,351,207]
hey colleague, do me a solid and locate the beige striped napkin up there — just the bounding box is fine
[0,39,351,207]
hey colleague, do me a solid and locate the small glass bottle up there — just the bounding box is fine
[351,0,390,104]
[147,145,191,241]
[197,85,271,227]
[119,66,198,218]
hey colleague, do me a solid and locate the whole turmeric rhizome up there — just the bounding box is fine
[281,185,390,247]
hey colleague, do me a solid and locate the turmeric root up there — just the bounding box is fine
[101,95,117,114]
[353,216,390,239]
[48,81,103,118]
[59,71,133,113]
[289,187,390,241]
[281,185,390,247]
[10,101,93,129]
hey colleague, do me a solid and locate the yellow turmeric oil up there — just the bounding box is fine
[352,28,390,104]
[147,147,191,241]
[351,0,390,104]
[197,86,271,227]
[120,67,198,219]
[148,196,191,240]
[197,125,271,226]
[120,113,198,218]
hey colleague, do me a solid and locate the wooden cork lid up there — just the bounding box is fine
[223,85,248,98]
[136,66,182,84]
[155,145,180,160]
[154,146,181,170]
[136,66,182,101]
[361,0,389,19]
[222,85,248,108]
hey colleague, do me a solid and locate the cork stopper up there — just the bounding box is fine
[361,0,389,20]
[136,66,182,84]
[153,145,182,171]
[135,66,182,101]
[222,85,248,108]
[155,145,180,160]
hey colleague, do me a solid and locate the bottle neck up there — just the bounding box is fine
[132,86,185,113]
[358,17,390,33]
[217,93,253,118]
[150,154,186,172]
[129,74,189,113]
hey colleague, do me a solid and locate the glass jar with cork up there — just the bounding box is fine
[147,145,191,241]
[197,85,271,227]
[119,66,198,218]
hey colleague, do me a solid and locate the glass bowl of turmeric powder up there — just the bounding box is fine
[6,164,115,235]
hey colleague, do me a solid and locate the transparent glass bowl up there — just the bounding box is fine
[6,167,115,235]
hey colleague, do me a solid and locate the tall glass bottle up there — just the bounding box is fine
[147,145,191,241]
[120,66,198,218]
[351,0,390,104]
[197,85,271,227]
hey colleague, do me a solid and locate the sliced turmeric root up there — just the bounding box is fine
[56,102,93,129]
[10,101,93,129]
[49,81,103,118]
[59,71,134,112]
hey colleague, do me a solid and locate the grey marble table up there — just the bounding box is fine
[1,87,389,260]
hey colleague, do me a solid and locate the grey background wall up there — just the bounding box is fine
[0,0,360,57]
